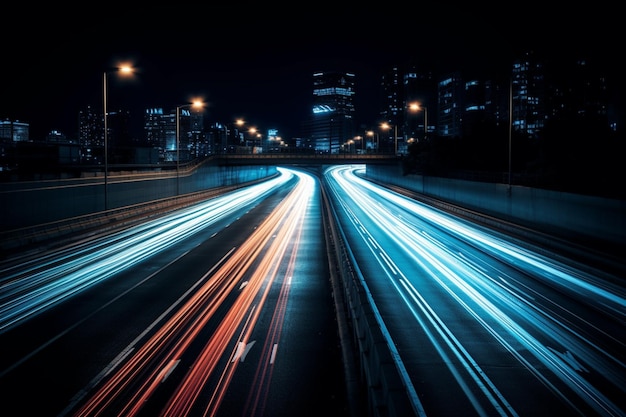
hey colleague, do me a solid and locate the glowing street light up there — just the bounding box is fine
[242,122,258,150]
[176,99,204,196]
[366,130,378,152]
[354,135,364,153]
[103,63,134,210]
[235,119,252,148]
[233,119,262,152]
[409,102,428,142]
[380,122,398,155]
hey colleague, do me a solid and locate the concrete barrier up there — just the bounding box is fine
[321,181,423,417]
[364,165,626,249]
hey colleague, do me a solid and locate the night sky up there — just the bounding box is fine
[1,3,619,141]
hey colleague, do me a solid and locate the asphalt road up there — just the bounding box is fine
[0,168,354,417]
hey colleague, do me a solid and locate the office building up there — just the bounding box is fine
[306,71,356,154]
[0,119,29,142]
[511,51,546,138]
[144,107,204,162]
[437,72,464,139]
[379,66,436,153]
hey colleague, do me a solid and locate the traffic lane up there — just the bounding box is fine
[0,171,298,335]
[61,169,349,416]
[339,193,621,416]
[213,183,349,417]
[66,167,343,415]
[333,199,515,416]
[326,165,624,416]
[360,180,626,412]
[0,180,297,416]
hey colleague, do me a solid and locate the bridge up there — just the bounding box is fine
[213,152,399,166]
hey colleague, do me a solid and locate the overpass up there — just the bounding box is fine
[213,152,398,166]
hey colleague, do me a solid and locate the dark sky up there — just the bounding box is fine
[2,3,619,141]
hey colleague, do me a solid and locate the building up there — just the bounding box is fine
[78,105,102,163]
[403,67,436,146]
[379,66,402,153]
[306,71,356,154]
[143,107,204,162]
[78,106,134,164]
[437,72,464,139]
[511,51,546,139]
[378,65,436,154]
[0,119,29,142]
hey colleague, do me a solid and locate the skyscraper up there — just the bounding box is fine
[306,71,356,154]
[511,51,546,138]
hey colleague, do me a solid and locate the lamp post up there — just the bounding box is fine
[423,106,428,142]
[235,119,256,150]
[367,130,379,153]
[353,135,363,154]
[176,100,204,196]
[103,72,108,210]
[508,78,513,195]
[248,127,257,149]
[394,124,398,155]
[103,64,133,211]
[381,122,398,155]
[409,102,428,142]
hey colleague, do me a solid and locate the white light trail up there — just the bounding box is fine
[0,170,295,333]
[325,164,626,417]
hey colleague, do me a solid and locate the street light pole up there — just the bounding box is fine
[102,64,134,211]
[380,122,396,155]
[176,105,181,196]
[394,124,398,156]
[508,78,513,195]
[424,106,428,142]
[103,71,108,211]
[408,102,428,145]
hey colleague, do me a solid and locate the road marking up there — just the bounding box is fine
[232,340,256,362]
[160,359,180,383]
[548,347,589,373]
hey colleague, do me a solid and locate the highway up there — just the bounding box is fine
[0,167,349,416]
[0,164,624,417]
[324,164,625,417]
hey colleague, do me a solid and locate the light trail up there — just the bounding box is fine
[325,164,625,417]
[0,170,295,333]
[69,168,316,416]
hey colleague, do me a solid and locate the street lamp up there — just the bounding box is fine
[354,135,363,153]
[381,122,398,155]
[409,102,428,142]
[366,130,378,152]
[248,127,257,149]
[508,78,513,195]
[176,99,204,196]
[103,64,134,210]
[235,119,256,150]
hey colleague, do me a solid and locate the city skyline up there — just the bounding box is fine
[2,4,620,141]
